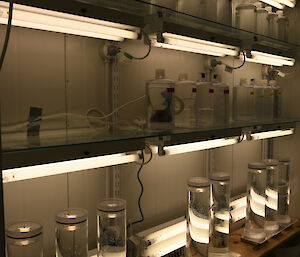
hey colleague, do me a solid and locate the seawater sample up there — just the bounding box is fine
[55,208,88,257]
[97,198,126,257]
[209,173,230,256]
[175,73,196,128]
[244,162,267,243]
[146,69,175,130]
[6,221,43,257]
[187,177,210,257]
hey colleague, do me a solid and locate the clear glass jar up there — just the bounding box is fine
[175,73,196,128]
[55,208,88,257]
[263,159,280,234]
[236,4,257,32]
[217,0,232,26]
[267,10,278,38]
[97,198,126,257]
[257,8,268,36]
[6,221,43,257]
[186,177,210,257]
[209,173,230,256]
[213,83,230,126]
[233,82,254,121]
[244,162,267,243]
[277,11,288,41]
[276,158,291,225]
[196,73,214,128]
[146,69,175,130]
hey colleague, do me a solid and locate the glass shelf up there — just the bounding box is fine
[2,118,298,169]
[16,0,300,56]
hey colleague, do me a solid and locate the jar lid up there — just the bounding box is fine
[56,208,88,224]
[248,162,267,169]
[262,159,280,166]
[97,198,126,212]
[236,3,256,10]
[278,157,290,163]
[187,177,210,187]
[209,172,230,181]
[6,221,42,239]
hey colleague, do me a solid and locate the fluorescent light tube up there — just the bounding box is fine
[151,33,238,57]
[2,153,139,183]
[259,0,284,9]
[251,129,294,140]
[163,138,238,155]
[0,1,139,41]
[244,51,295,67]
[276,0,295,7]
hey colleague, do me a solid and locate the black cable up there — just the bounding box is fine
[144,145,153,165]
[0,0,13,72]
[232,51,246,70]
[131,151,145,226]
[123,32,151,60]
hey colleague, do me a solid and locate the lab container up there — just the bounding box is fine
[233,79,254,121]
[6,221,43,257]
[177,0,206,18]
[97,198,126,257]
[257,7,268,36]
[196,73,214,128]
[263,159,280,234]
[263,82,274,121]
[55,208,88,257]
[187,177,210,257]
[277,11,288,41]
[236,3,257,32]
[271,80,282,120]
[175,73,196,128]
[267,8,278,38]
[213,82,230,126]
[209,173,230,256]
[244,162,267,243]
[276,158,291,225]
[253,84,265,121]
[146,69,175,130]
[217,0,232,25]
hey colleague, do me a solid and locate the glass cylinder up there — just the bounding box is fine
[233,83,254,121]
[272,81,282,120]
[257,8,268,36]
[236,4,257,32]
[97,198,126,257]
[244,162,267,243]
[55,208,88,257]
[263,159,280,234]
[277,11,288,41]
[209,173,230,256]
[253,85,265,121]
[217,0,232,26]
[175,73,196,128]
[146,69,175,130]
[196,73,214,128]
[267,11,278,38]
[6,221,43,257]
[186,177,210,257]
[276,158,291,225]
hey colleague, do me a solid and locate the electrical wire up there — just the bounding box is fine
[123,32,152,60]
[0,0,14,72]
[131,150,145,226]
[232,51,246,70]
[144,145,153,165]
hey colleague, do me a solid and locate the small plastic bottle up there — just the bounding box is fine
[196,73,214,128]
[175,73,196,128]
[146,69,175,130]
[212,75,230,126]
[233,78,255,121]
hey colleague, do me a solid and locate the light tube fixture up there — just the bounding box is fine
[2,153,139,183]
[276,0,295,7]
[151,33,239,57]
[251,129,294,140]
[259,0,284,9]
[163,138,238,156]
[244,51,295,67]
[0,1,139,41]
